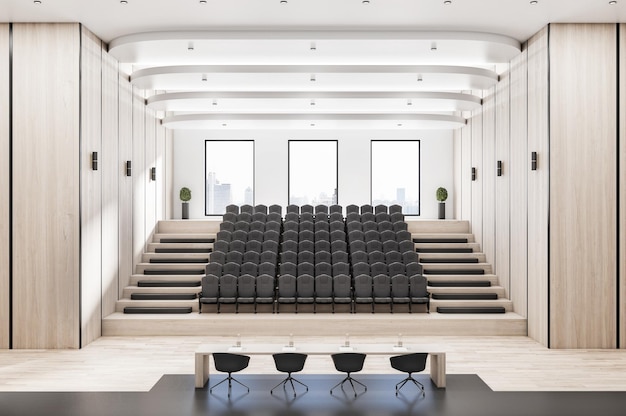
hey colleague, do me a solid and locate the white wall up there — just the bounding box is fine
[172,129,454,219]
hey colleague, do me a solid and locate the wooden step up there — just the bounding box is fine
[130,274,203,285]
[143,269,204,275]
[413,242,481,251]
[154,248,211,254]
[123,307,193,314]
[117,298,199,312]
[431,293,498,300]
[420,258,480,264]
[157,220,221,234]
[415,248,473,253]
[159,238,215,244]
[431,299,512,312]
[147,242,213,253]
[436,307,506,314]
[417,252,485,262]
[411,233,475,243]
[423,268,485,275]
[413,237,468,243]
[421,263,491,274]
[137,280,201,287]
[428,285,505,296]
[149,258,209,264]
[153,233,216,243]
[136,263,206,274]
[130,293,198,300]
[123,285,202,297]
[405,220,469,234]
[425,274,498,284]
[428,280,492,287]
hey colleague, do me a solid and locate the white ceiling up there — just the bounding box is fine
[3,0,625,131]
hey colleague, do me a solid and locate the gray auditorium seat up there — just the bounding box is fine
[226,251,243,265]
[346,212,360,224]
[362,221,378,233]
[375,212,390,223]
[380,230,396,243]
[299,240,314,253]
[346,221,362,233]
[383,240,399,253]
[252,212,267,223]
[226,204,239,214]
[348,230,364,243]
[262,240,279,254]
[216,230,232,243]
[237,212,252,223]
[368,250,385,265]
[373,274,392,312]
[388,261,405,278]
[210,250,226,265]
[315,204,329,215]
[396,230,412,243]
[329,204,342,215]
[315,221,330,233]
[285,212,300,222]
[329,213,344,223]
[315,261,333,277]
[264,222,281,234]
[409,274,430,313]
[220,221,235,232]
[386,250,403,265]
[331,240,347,253]
[391,274,410,310]
[389,204,402,214]
[300,212,314,223]
[267,213,282,223]
[364,230,379,242]
[232,230,248,242]
[281,250,298,265]
[349,240,366,254]
[237,274,256,312]
[350,250,368,265]
[298,250,315,265]
[330,220,345,232]
[258,261,277,277]
[280,262,297,277]
[260,250,278,266]
[255,274,276,313]
[213,240,229,254]
[240,204,254,215]
[378,221,393,232]
[277,274,297,313]
[254,204,268,215]
[206,262,222,277]
[315,240,331,253]
[361,212,376,223]
[223,261,241,277]
[405,262,423,277]
[243,251,260,265]
[297,262,314,277]
[360,204,373,214]
[250,221,265,233]
[230,240,246,254]
[352,261,370,278]
[333,274,353,313]
[299,221,314,233]
[375,204,388,214]
[403,251,419,265]
[315,212,329,222]
[332,262,350,277]
[234,221,250,232]
[366,240,383,253]
[353,275,373,313]
[331,250,349,265]
[315,274,334,312]
[346,204,359,214]
[218,274,238,313]
[240,261,258,277]
[398,240,415,254]
[299,230,314,242]
[393,222,408,232]
[284,221,299,233]
[330,230,346,242]
[315,250,332,265]
[286,205,299,214]
[246,240,262,253]
[199,274,219,313]
[282,231,299,243]
[390,211,404,223]
[301,204,314,215]
[245,231,261,244]
[296,274,315,312]
[269,204,282,215]
[223,212,238,223]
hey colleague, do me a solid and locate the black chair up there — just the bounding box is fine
[271,353,309,397]
[389,353,428,396]
[330,353,367,397]
[210,353,251,397]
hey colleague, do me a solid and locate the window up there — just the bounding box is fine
[288,140,338,206]
[205,140,254,215]
[371,140,420,215]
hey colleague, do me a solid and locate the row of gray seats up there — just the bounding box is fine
[209,250,278,267]
[212,240,279,257]
[219,219,282,233]
[281,250,348,266]
[226,204,282,215]
[215,229,280,244]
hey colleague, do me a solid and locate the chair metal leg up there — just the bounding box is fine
[209,376,229,393]
[330,376,349,394]
[230,377,250,393]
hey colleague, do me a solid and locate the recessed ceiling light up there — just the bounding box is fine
[444,0,452,4]
[430,42,437,51]
[280,0,287,3]
[222,123,227,127]
[212,99,217,105]
[397,123,403,127]
[310,100,316,106]
[529,0,538,4]
[363,0,370,4]
[310,42,317,51]
[201,74,207,81]
[33,0,42,4]
[417,74,423,82]
[120,0,128,4]
[407,99,413,106]
[199,0,207,4]
[609,0,617,4]
[310,74,316,82]
[188,42,194,51]
[310,123,316,127]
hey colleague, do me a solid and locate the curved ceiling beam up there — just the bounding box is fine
[131,65,498,91]
[109,30,521,65]
[161,113,466,130]
[147,91,482,113]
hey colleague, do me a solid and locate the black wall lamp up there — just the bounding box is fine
[125,160,132,176]
[471,167,476,181]
[497,160,502,177]
[91,152,98,170]
[531,152,538,171]
[151,167,156,181]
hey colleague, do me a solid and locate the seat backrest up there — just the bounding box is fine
[285,212,299,222]
[206,262,222,277]
[368,250,385,265]
[223,212,238,223]
[346,204,359,214]
[267,213,282,223]
[245,240,262,253]
[210,250,226,265]
[213,353,250,373]
[374,204,388,214]
[279,262,297,277]
[254,204,268,215]
[201,274,219,297]
[349,240,366,254]
[262,239,279,254]
[297,262,314,277]
[352,261,369,277]
[232,230,248,243]
[315,229,330,242]
[226,251,243,265]
[329,204,343,215]
[315,240,331,254]
[258,261,277,277]
[263,225,281,237]
[346,212,360,223]
[273,353,308,373]
[260,251,278,266]
[225,204,239,215]
[393,221,408,232]
[314,204,329,215]
[375,212,391,223]
[238,274,256,297]
[237,213,252,224]
[219,221,235,232]
[389,204,403,215]
[378,220,393,232]
[222,261,240,277]
[243,250,260,265]
[360,204,373,214]
[240,204,254,215]
[385,250,403,265]
[216,230,232,243]
[315,261,332,277]
[299,230,314,242]
[398,240,415,254]
[249,221,265,233]
[299,240,314,253]
[390,211,404,223]
[252,212,267,223]
[213,240,229,254]
[366,240,383,254]
[283,220,299,232]
[268,204,282,215]
[280,250,298,265]
[300,212,314,223]
[229,239,246,254]
[348,230,364,243]
[332,353,366,373]
[256,274,275,297]
[353,274,372,297]
[300,204,314,214]
[389,353,428,373]
[297,274,315,297]
[219,274,238,297]
[383,240,399,253]
[333,274,352,298]
[403,251,419,265]
[286,204,300,214]
[331,250,349,265]
[391,274,409,297]
[315,221,330,233]
[315,250,332,265]
[329,213,344,224]
[278,274,297,297]
[405,261,423,277]
[364,230,379,242]
[362,221,378,233]
[409,274,428,297]
[299,221,314,233]
[298,250,315,265]
[247,229,264,242]
[373,274,391,297]
[240,261,258,277]
[315,274,333,297]
[332,262,350,277]
[350,250,368,265]
[370,261,387,277]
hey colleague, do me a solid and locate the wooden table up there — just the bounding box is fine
[195,343,446,389]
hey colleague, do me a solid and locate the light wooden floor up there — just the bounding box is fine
[1,335,626,392]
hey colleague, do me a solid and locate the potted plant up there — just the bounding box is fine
[180,187,191,219]
[436,187,448,220]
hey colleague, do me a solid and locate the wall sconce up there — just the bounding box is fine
[531,152,537,171]
[91,152,98,170]
[497,160,502,177]
[125,160,132,176]
[151,167,156,181]
[471,167,476,181]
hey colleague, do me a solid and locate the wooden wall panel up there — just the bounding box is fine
[509,48,528,318]
[165,128,174,220]
[80,27,102,347]
[495,66,511,298]
[621,24,626,349]
[461,119,472,221]
[101,49,119,318]
[12,23,80,349]
[471,92,483,245]
[0,24,9,349]
[132,87,146,268]
[156,122,165,222]
[118,75,133,297]
[482,86,496,265]
[453,128,462,220]
[144,107,157,243]
[549,24,617,349]
[527,26,550,347]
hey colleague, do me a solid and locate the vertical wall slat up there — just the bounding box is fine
[132,86,146,269]
[482,86,496,266]
[461,118,472,221]
[144,106,157,242]
[118,75,133,298]
[620,24,626,349]
[0,24,10,349]
[471,92,483,246]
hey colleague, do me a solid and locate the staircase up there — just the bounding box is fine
[409,222,511,314]
[116,221,220,314]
